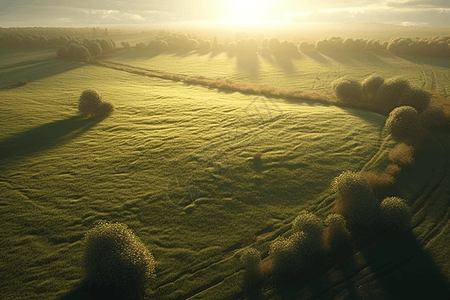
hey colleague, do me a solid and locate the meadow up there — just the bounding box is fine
[1,29,450,300]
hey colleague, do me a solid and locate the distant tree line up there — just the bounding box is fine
[127,31,450,60]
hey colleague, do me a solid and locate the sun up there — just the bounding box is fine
[223,0,271,25]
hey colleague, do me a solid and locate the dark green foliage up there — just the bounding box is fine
[96,101,115,118]
[385,106,421,140]
[269,231,307,273]
[292,211,325,254]
[83,220,156,299]
[420,106,449,130]
[56,46,69,59]
[380,197,412,235]
[240,248,261,270]
[78,90,103,116]
[68,44,91,62]
[99,39,114,54]
[89,42,103,57]
[361,75,384,102]
[332,77,363,104]
[78,90,114,117]
[400,87,431,113]
[323,214,352,253]
[332,171,381,230]
[375,77,411,115]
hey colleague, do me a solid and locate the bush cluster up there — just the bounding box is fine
[83,220,155,299]
[386,36,450,58]
[57,38,116,61]
[78,90,114,118]
[332,75,433,123]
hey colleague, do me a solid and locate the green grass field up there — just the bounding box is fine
[1,46,450,299]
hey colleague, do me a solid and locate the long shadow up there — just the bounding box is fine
[396,55,450,69]
[301,50,331,65]
[0,58,83,90]
[273,54,297,74]
[236,52,260,78]
[0,115,103,161]
[360,233,450,299]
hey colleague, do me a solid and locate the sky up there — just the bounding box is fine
[0,0,449,28]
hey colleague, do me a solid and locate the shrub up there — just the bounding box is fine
[269,236,297,272]
[78,90,114,117]
[332,171,381,230]
[332,77,363,105]
[89,42,103,57]
[388,143,415,167]
[323,214,352,253]
[399,87,431,113]
[361,75,384,102]
[240,248,261,270]
[385,106,421,140]
[292,211,325,255]
[375,77,411,115]
[68,44,91,61]
[95,101,115,118]
[420,105,449,130]
[78,90,103,116]
[99,39,114,54]
[83,220,155,299]
[380,197,412,235]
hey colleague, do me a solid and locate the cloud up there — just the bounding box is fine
[285,1,450,25]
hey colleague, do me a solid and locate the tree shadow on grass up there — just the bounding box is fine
[301,50,331,65]
[269,232,450,300]
[395,55,450,69]
[359,233,450,300]
[0,115,103,161]
[0,58,84,90]
[236,52,260,79]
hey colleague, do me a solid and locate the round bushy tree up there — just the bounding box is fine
[240,248,261,270]
[83,220,156,299]
[385,106,421,140]
[332,171,381,231]
[78,90,103,116]
[78,90,114,118]
[375,77,411,115]
[380,197,412,235]
[269,236,297,272]
[399,87,431,113]
[420,105,449,130]
[292,211,325,254]
[89,42,103,58]
[361,75,384,102]
[332,77,363,105]
[323,214,352,254]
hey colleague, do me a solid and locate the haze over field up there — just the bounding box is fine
[1,0,450,27]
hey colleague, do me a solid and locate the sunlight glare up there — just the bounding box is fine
[223,0,271,25]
